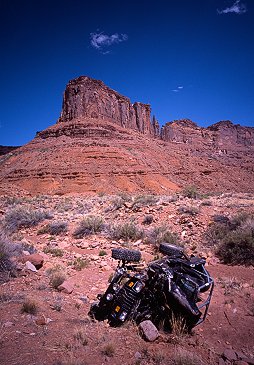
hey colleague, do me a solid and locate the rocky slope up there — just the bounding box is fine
[0,76,253,195]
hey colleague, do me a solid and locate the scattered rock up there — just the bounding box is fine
[21,253,44,269]
[58,280,74,294]
[134,352,142,360]
[223,349,237,362]
[219,359,226,365]
[3,321,14,328]
[139,320,159,342]
[35,314,47,326]
[79,296,88,303]
[25,261,37,272]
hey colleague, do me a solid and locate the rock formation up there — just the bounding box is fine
[0,76,253,195]
[58,76,152,135]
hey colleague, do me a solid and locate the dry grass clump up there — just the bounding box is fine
[38,221,68,235]
[132,194,158,209]
[181,185,200,199]
[4,206,52,232]
[73,215,104,238]
[109,222,144,241]
[73,327,88,346]
[0,235,15,274]
[170,314,188,338]
[43,246,64,257]
[143,215,154,225]
[178,205,199,216]
[71,257,89,271]
[146,225,182,247]
[47,266,66,288]
[217,276,242,295]
[21,297,38,315]
[101,343,115,357]
[172,347,204,365]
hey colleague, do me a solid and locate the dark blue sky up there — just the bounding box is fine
[1,0,254,146]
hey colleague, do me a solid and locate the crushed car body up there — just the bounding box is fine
[89,243,214,331]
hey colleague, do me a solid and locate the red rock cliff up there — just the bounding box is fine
[58,76,152,135]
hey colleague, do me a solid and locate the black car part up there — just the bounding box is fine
[89,244,214,331]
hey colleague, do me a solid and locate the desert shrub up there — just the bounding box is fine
[217,277,242,295]
[0,235,22,282]
[170,313,187,338]
[172,347,204,365]
[206,212,254,265]
[132,195,158,209]
[142,215,153,225]
[178,205,199,216]
[54,198,73,212]
[21,298,38,315]
[4,206,52,232]
[217,228,254,265]
[109,222,144,241]
[101,343,115,357]
[73,327,88,346]
[43,246,64,257]
[0,236,15,274]
[48,267,66,288]
[99,250,107,256]
[200,199,212,206]
[38,221,68,235]
[146,225,182,246]
[72,257,89,270]
[73,215,104,238]
[181,185,199,199]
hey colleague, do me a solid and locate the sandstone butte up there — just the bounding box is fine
[0,75,253,195]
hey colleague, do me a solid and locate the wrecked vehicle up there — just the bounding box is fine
[89,243,214,331]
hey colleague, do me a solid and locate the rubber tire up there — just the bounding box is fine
[159,243,183,257]
[111,248,141,262]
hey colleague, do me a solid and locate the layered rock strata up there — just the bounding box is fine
[58,76,152,135]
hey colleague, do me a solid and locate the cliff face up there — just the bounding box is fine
[57,77,254,148]
[161,119,254,148]
[58,76,152,135]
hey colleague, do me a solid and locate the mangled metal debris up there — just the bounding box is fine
[89,244,214,333]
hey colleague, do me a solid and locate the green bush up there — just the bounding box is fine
[109,222,144,241]
[73,215,104,238]
[4,206,52,232]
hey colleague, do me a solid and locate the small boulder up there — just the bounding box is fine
[28,254,44,269]
[139,320,159,342]
[58,280,74,294]
[223,349,237,362]
[25,261,37,272]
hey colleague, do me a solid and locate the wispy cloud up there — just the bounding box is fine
[217,0,247,15]
[172,86,184,93]
[90,32,128,53]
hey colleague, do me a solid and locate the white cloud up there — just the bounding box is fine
[217,0,247,15]
[172,86,184,92]
[90,32,128,53]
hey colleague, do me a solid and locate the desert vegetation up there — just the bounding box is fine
[0,191,253,365]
